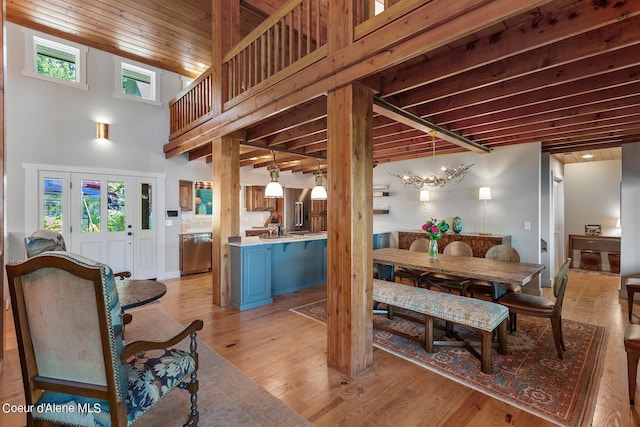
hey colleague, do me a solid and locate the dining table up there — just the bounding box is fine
[372,247,545,288]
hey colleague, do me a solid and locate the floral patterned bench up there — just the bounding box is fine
[373,279,508,374]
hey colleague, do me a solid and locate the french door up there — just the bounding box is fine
[37,170,157,278]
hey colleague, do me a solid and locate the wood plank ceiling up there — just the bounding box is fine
[8,0,640,172]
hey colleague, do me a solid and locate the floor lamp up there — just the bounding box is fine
[479,186,491,235]
[420,189,430,223]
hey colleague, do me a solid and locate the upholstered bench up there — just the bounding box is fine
[373,279,508,374]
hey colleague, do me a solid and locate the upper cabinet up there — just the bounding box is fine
[179,180,193,211]
[245,186,277,211]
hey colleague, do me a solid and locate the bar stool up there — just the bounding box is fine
[626,276,640,322]
[624,324,640,405]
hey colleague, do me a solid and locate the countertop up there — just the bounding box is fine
[179,229,212,235]
[229,232,328,247]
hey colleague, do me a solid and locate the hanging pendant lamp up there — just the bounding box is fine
[264,151,284,198]
[310,161,327,200]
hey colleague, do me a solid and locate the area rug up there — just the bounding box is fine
[125,307,312,427]
[291,299,607,427]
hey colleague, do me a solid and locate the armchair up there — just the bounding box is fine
[24,229,131,280]
[6,251,203,426]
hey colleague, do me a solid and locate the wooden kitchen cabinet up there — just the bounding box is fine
[245,186,277,211]
[179,180,193,211]
[310,199,327,232]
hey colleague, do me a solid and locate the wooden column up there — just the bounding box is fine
[326,83,374,377]
[212,137,240,307]
[211,0,240,306]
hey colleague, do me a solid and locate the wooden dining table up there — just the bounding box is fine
[373,248,545,287]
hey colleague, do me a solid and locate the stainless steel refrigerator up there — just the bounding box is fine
[284,187,311,233]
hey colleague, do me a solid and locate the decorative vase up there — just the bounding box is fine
[452,216,463,233]
[428,238,439,260]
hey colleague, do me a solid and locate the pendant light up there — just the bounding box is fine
[390,130,473,189]
[310,161,327,200]
[264,151,284,198]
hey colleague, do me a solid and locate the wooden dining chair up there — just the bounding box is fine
[467,244,523,301]
[421,241,473,294]
[498,258,572,359]
[6,251,203,426]
[395,238,430,286]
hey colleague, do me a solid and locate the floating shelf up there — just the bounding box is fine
[373,209,390,215]
[373,191,389,197]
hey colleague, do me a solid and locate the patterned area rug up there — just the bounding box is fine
[291,299,607,427]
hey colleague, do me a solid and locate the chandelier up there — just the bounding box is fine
[390,131,473,189]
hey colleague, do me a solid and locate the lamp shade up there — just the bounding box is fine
[419,190,430,202]
[311,185,327,200]
[479,186,492,201]
[96,122,109,140]
[264,181,283,198]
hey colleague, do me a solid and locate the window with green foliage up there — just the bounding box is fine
[120,62,156,101]
[35,38,78,82]
[24,31,87,89]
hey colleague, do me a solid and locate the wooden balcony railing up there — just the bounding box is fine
[223,0,327,106]
[169,71,212,137]
[169,0,327,137]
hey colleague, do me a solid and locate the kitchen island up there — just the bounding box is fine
[229,232,390,311]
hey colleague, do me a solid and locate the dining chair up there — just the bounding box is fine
[498,258,572,359]
[25,229,132,280]
[421,241,473,294]
[6,251,204,426]
[373,262,395,314]
[466,244,523,301]
[395,238,430,286]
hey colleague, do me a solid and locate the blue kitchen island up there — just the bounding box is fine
[229,232,390,311]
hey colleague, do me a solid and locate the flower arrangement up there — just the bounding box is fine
[422,218,449,240]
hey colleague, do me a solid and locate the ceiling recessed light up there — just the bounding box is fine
[582,154,594,159]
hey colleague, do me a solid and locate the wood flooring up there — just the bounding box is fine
[1,270,638,426]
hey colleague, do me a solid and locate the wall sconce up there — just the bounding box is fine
[96,122,109,140]
[479,186,491,235]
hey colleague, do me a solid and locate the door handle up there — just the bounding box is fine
[128,232,133,236]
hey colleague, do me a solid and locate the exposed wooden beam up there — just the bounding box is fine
[372,97,490,153]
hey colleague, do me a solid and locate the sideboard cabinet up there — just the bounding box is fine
[398,231,511,258]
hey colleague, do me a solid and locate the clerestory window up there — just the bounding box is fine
[114,60,161,106]
[23,30,88,90]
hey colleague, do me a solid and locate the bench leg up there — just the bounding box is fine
[481,330,493,374]
[498,319,507,355]
[627,348,640,405]
[425,315,434,353]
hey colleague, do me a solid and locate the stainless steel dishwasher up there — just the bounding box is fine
[180,233,212,275]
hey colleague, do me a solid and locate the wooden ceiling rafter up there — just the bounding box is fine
[11,0,640,170]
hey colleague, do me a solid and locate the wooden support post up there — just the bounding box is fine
[212,137,240,307]
[326,83,374,377]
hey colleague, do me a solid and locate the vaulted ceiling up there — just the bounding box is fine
[8,0,639,171]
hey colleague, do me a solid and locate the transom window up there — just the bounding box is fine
[23,30,88,89]
[115,60,161,105]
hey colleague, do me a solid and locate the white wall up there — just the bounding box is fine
[621,142,640,288]
[4,23,213,276]
[372,143,542,270]
[564,160,622,237]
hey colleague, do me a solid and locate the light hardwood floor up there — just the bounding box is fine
[1,270,638,426]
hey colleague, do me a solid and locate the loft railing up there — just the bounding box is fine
[169,71,212,137]
[223,0,327,106]
[169,0,326,137]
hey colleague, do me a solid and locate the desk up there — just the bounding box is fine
[373,248,544,287]
[117,280,167,310]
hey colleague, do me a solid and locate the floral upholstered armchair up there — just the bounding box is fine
[6,251,203,426]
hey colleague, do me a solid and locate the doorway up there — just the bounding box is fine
[29,167,158,279]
